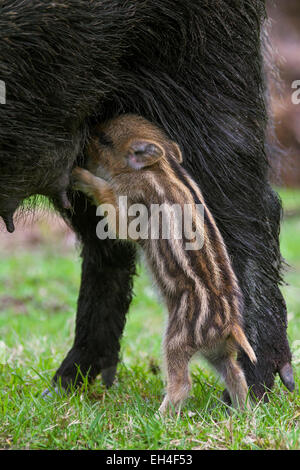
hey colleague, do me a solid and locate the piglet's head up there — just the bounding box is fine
[86,114,182,178]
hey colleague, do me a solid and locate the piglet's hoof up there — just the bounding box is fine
[158,395,182,417]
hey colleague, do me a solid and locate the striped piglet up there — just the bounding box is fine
[72,114,256,413]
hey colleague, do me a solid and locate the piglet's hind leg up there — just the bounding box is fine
[159,330,195,415]
[205,341,250,410]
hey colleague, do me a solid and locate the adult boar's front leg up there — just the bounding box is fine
[52,191,136,390]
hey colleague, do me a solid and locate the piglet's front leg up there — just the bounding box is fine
[72,167,116,207]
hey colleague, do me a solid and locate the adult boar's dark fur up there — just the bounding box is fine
[0,0,294,399]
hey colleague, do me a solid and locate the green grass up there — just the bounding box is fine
[0,190,299,450]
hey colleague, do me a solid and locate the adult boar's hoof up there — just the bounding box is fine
[279,362,295,392]
[101,365,117,388]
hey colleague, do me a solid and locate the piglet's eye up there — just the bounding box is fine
[97,131,113,147]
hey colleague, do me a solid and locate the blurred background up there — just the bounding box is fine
[265,1,300,385]
[267,0,300,188]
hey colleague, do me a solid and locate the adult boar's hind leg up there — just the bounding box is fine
[53,191,136,390]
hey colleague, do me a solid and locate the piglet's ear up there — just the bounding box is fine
[126,141,164,170]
